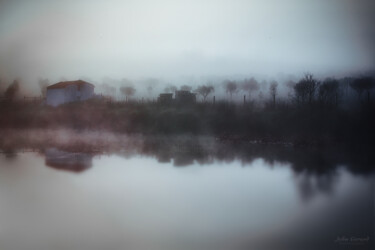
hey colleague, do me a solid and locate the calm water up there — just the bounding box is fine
[0,139,374,250]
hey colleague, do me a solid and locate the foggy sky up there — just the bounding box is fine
[0,0,374,86]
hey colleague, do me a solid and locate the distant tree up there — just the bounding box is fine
[180,85,192,92]
[195,85,214,102]
[294,73,319,105]
[318,78,340,106]
[4,80,20,101]
[294,82,308,104]
[224,80,238,101]
[269,81,278,107]
[241,77,259,100]
[350,77,374,103]
[38,78,49,98]
[120,86,136,102]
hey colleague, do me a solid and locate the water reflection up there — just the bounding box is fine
[0,134,374,250]
[19,136,369,206]
[294,171,339,202]
[24,136,372,175]
[1,148,19,160]
[2,135,374,202]
[44,148,93,173]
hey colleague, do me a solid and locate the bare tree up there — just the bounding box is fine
[195,85,214,102]
[120,86,136,102]
[224,80,238,101]
[294,73,319,105]
[241,77,259,100]
[269,81,278,107]
[318,78,340,106]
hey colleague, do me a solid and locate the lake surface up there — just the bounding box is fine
[0,135,374,250]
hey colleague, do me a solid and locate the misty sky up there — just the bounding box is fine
[0,0,374,85]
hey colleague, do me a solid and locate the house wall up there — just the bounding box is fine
[46,83,95,106]
[46,89,66,107]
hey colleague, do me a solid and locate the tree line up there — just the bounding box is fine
[0,74,374,107]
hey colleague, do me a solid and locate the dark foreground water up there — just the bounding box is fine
[0,135,374,250]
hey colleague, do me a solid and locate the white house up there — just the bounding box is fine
[46,80,95,106]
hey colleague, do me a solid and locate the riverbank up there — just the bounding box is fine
[0,99,374,147]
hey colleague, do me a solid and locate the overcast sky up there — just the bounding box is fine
[0,0,374,85]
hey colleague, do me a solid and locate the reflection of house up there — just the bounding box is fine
[44,148,93,172]
[46,80,95,107]
[158,93,173,104]
[175,90,196,104]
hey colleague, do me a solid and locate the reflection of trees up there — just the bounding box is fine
[138,137,374,201]
[140,137,374,175]
[2,148,18,160]
[294,172,338,202]
[2,136,374,175]
[1,135,374,198]
[141,137,212,166]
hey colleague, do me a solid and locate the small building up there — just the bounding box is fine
[175,90,196,104]
[158,93,173,104]
[46,80,95,106]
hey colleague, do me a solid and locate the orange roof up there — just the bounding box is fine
[47,80,94,89]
